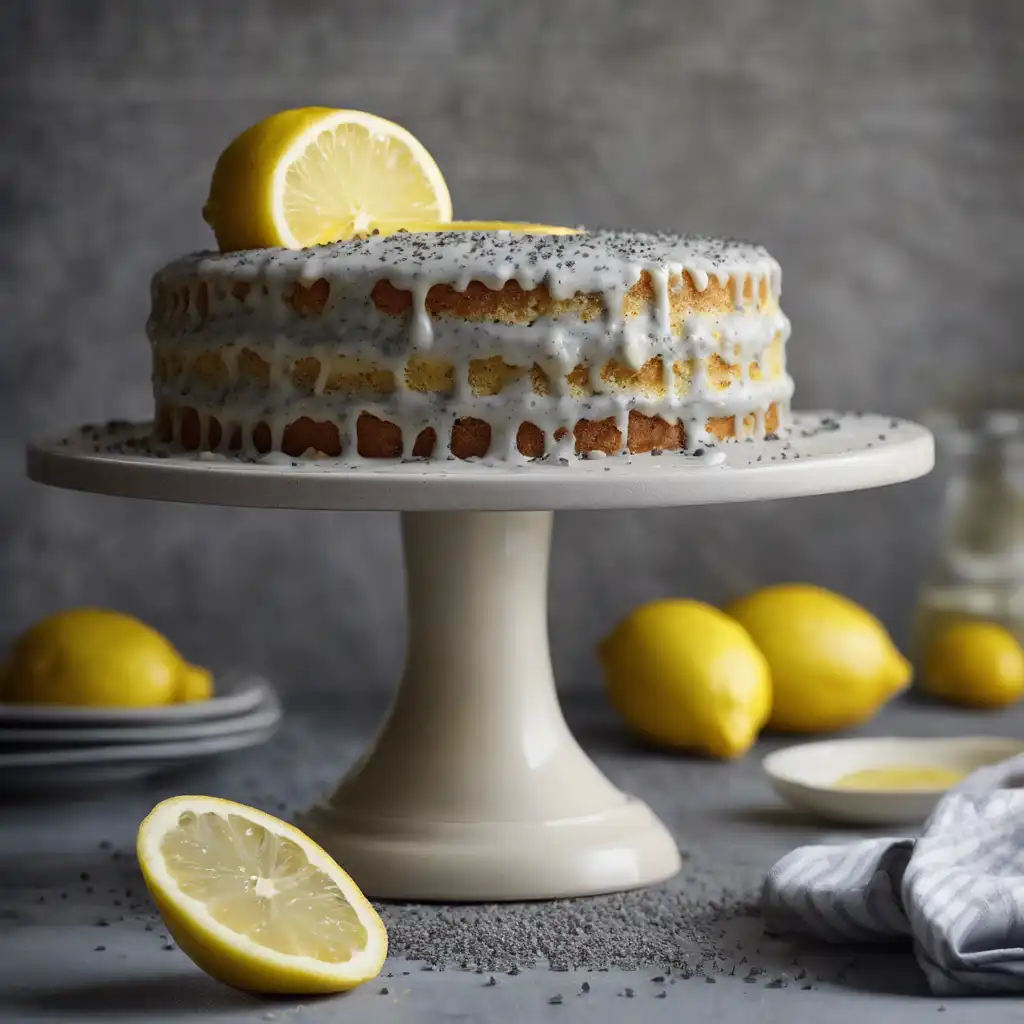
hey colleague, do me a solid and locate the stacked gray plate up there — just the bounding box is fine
[0,672,281,789]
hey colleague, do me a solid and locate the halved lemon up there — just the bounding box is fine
[137,796,387,994]
[203,108,452,252]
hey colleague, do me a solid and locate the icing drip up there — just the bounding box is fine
[148,229,793,463]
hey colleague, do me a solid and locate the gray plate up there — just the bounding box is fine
[0,671,270,726]
[0,691,281,747]
[0,724,280,791]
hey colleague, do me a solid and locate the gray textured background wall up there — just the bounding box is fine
[2,1,1021,695]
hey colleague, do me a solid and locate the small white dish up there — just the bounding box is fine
[763,735,1024,826]
[0,671,270,727]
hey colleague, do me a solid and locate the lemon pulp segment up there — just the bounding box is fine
[161,808,367,961]
[279,116,450,245]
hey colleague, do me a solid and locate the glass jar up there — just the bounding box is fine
[912,409,1024,665]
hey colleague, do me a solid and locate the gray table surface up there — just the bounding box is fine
[2,692,1020,1023]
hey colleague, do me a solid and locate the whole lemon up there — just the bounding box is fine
[726,584,911,733]
[3,608,212,707]
[922,620,1024,708]
[599,599,771,759]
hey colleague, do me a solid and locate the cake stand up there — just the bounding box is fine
[26,412,933,901]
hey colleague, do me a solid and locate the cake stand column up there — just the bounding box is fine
[302,509,681,901]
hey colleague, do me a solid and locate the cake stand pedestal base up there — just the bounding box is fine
[301,510,681,900]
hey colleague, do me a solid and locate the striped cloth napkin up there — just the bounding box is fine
[763,754,1024,995]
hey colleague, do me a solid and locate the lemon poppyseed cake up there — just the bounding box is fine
[148,228,792,461]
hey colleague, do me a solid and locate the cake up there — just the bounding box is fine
[148,229,792,462]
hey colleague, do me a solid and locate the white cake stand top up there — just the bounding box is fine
[27,412,932,512]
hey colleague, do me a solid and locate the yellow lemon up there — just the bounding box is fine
[137,796,387,994]
[177,664,214,703]
[726,584,911,733]
[203,107,452,252]
[921,620,1024,708]
[3,608,212,707]
[599,599,771,759]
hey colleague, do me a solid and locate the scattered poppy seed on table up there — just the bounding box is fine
[380,887,757,972]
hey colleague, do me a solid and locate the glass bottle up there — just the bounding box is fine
[912,410,1024,665]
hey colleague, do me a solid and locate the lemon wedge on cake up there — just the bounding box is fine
[387,220,580,236]
[203,107,452,251]
[137,796,387,994]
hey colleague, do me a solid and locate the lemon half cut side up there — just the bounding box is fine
[204,108,452,252]
[137,796,387,994]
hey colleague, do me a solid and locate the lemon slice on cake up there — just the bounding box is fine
[388,220,580,236]
[203,108,452,251]
[137,796,387,994]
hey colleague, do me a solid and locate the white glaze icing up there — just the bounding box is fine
[148,229,793,461]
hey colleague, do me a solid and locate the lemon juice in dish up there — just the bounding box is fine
[833,766,965,791]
